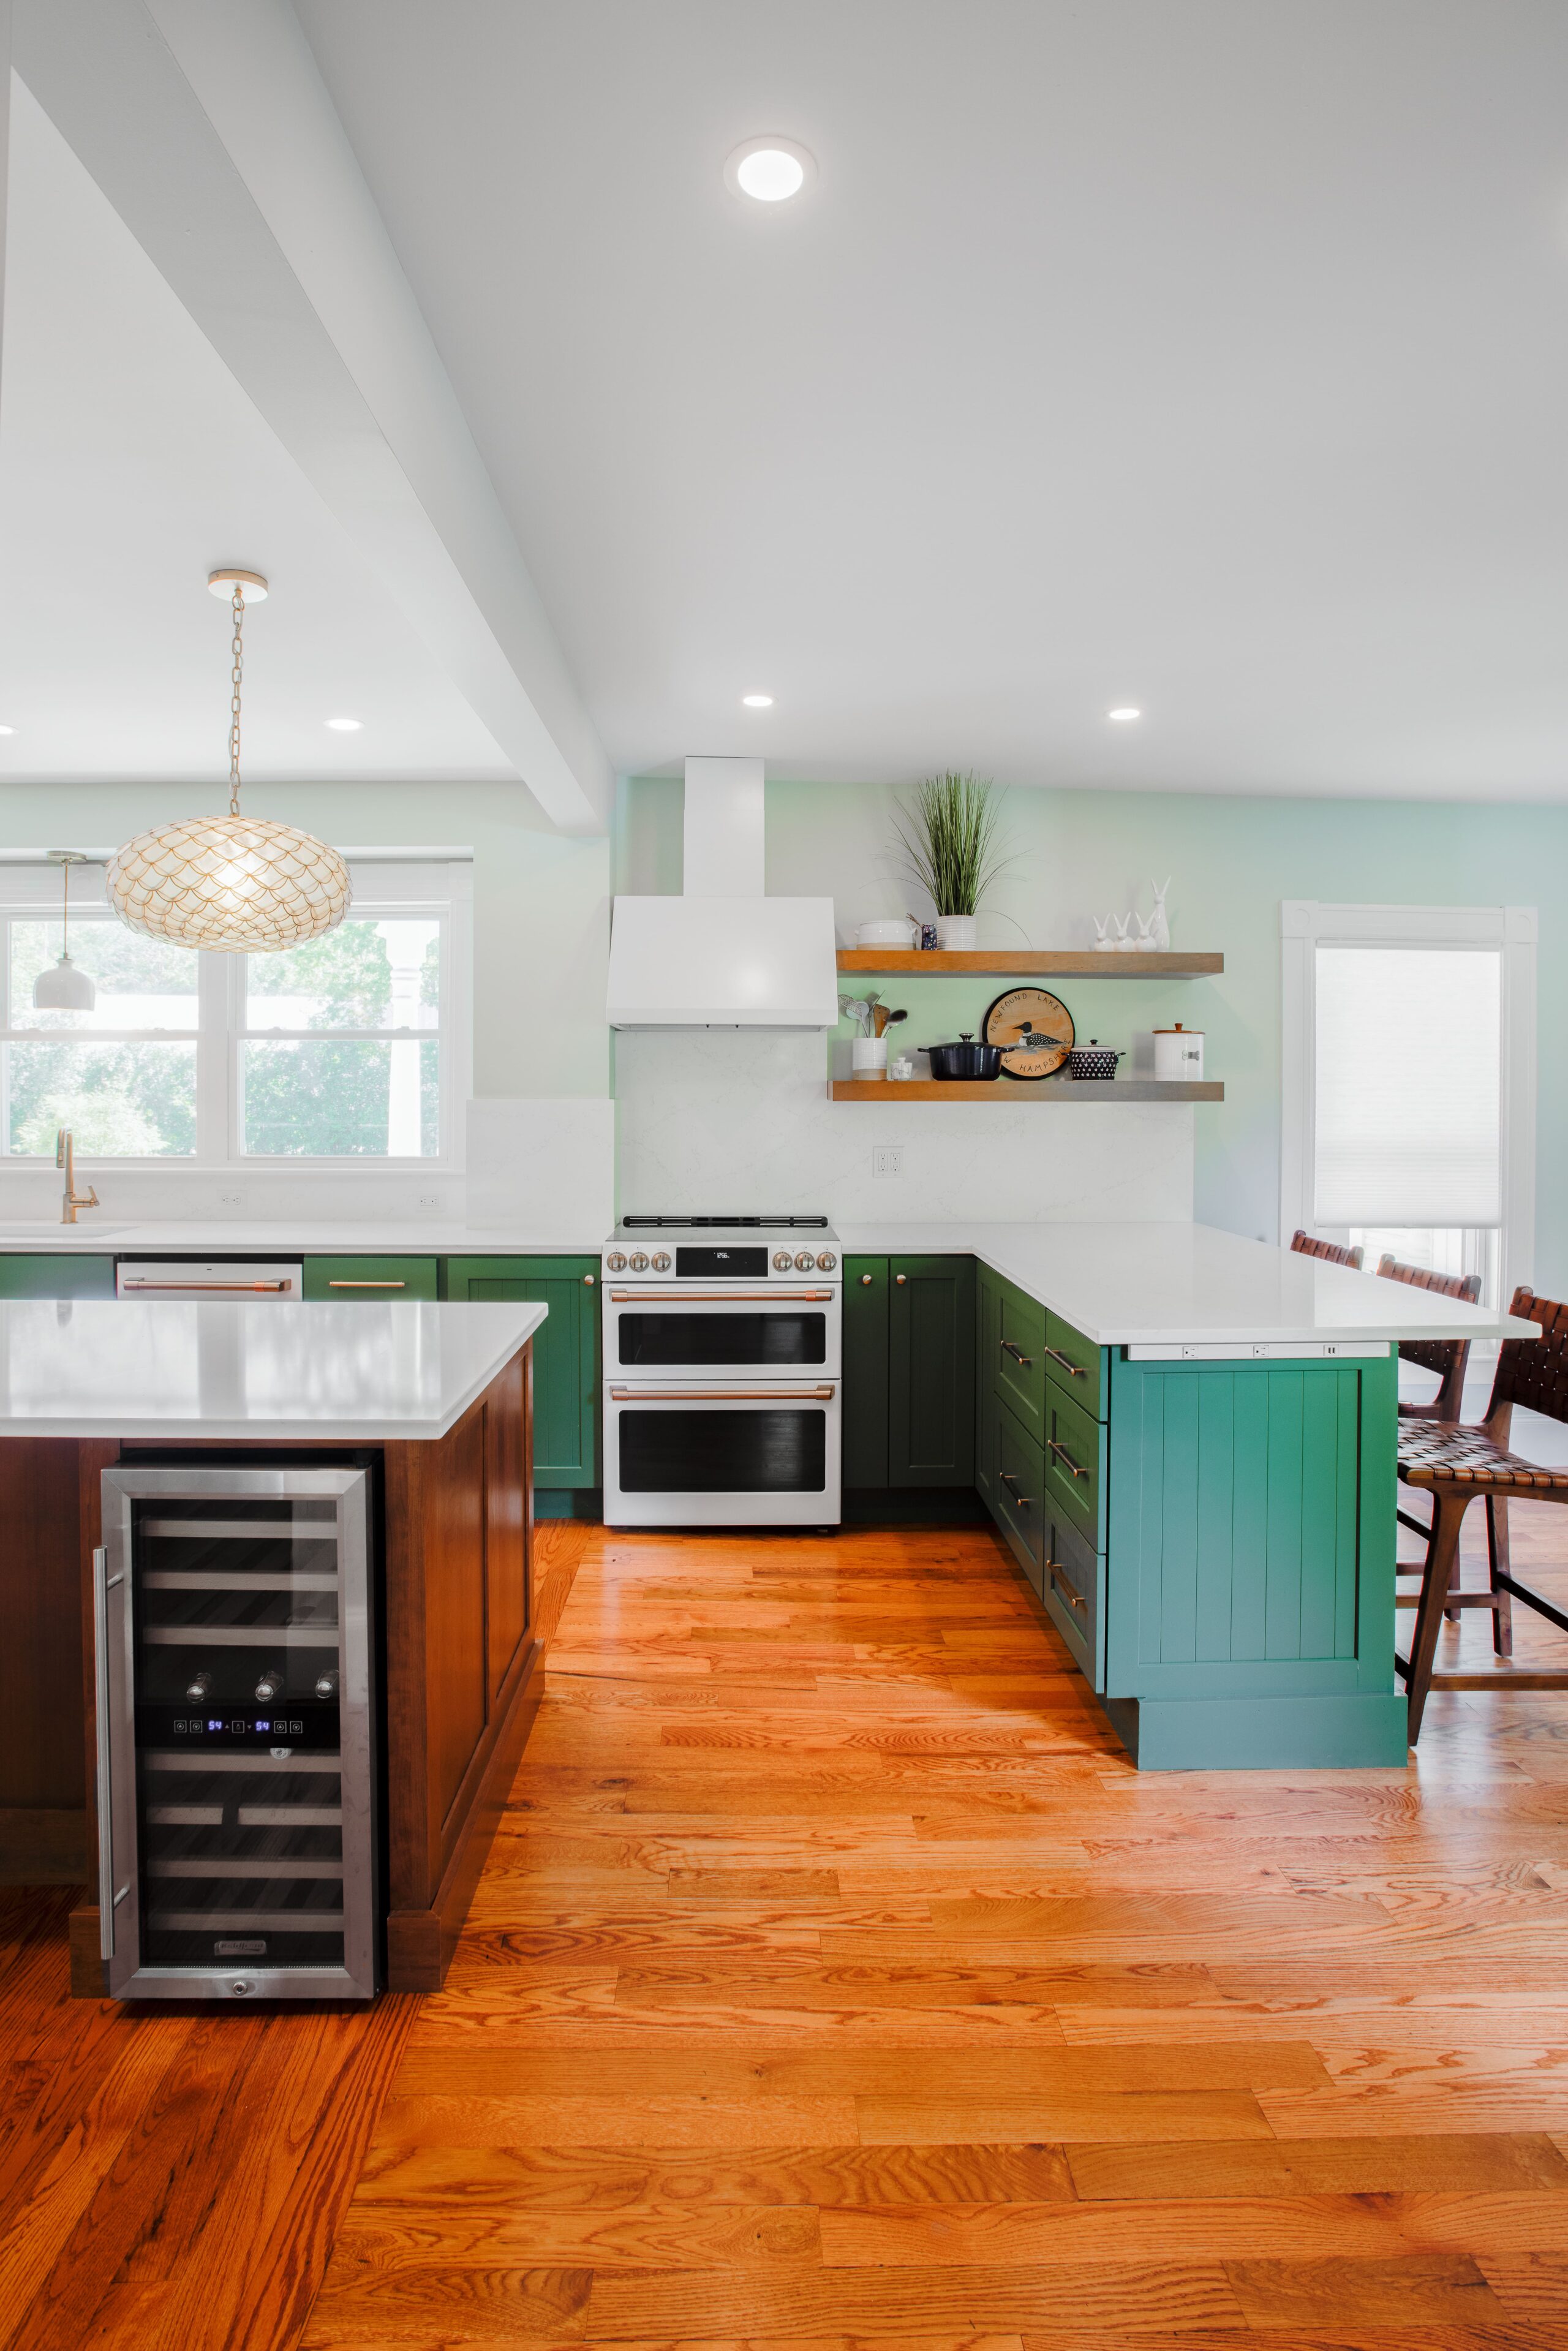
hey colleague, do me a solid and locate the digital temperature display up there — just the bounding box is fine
[136,1702,339,1752]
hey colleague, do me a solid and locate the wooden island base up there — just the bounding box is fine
[0,1344,541,1998]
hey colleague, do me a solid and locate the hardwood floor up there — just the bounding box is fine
[4,1508,1568,2347]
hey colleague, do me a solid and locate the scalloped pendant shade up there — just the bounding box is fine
[107,815,350,952]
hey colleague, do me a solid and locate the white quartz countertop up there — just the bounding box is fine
[0,1221,603,1256]
[834,1221,1539,1347]
[0,1299,546,1440]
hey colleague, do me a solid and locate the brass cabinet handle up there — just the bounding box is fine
[1043,1345,1086,1377]
[1049,1437,1088,1479]
[1000,1339,1032,1365]
[998,1470,1033,1509]
[1049,1562,1087,1613]
[895,1274,907,1285]
[583,1274,595,1285]
[861,1274,874,1286]
[328,1280,405,1288]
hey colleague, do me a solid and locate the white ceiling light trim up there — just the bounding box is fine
[107,571,350,953]
[1107,706,1142,723]
[724,136,816,203]
[325,716,363,730]
[741,692,774,708]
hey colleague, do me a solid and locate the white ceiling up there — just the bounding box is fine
[6,2,1568,803]
[294,0,1568,799]
[0,77,511,788]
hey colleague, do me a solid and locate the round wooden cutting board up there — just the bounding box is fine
[982,986,1074,1079]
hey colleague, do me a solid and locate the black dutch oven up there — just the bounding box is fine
[925,1032,1003,1081]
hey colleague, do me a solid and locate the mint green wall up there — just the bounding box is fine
[0,781,611,1099]
[618,774,1564,1289]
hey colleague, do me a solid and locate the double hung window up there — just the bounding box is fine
[0,858,470,1166]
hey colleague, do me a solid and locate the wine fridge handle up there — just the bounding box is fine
[93,1545,117,1960]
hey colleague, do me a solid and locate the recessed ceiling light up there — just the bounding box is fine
[325,717,363,731]
[725,136,816,204]
[0,726,13,737]
[742,693,774,708]
[1107,706,1142,723]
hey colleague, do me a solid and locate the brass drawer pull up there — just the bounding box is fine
[861,1274,874,1286]
[1044,1345,1086,1377]
[998,1470,1033,1509]
[584,1273,595,1285]
[328,1280,405,1288]
[895,1273,907,1285]
[1049,1437,1088,1479]
[1000,1340,1033,1366]
[1049,1563,1087,1613]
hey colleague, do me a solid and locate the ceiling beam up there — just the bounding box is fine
[13,0,612,834]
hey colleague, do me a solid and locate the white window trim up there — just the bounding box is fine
[0,857,473,1174]
[1280,900,1537,1300]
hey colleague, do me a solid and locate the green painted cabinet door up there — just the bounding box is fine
[303,1256,439,1300]
[0,1255,115,1299]
[443,1256,600,1489]
[889,1255,976,1487]
[843,1256,891,1487]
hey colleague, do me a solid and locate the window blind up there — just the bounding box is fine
[1314,945,1501,1227]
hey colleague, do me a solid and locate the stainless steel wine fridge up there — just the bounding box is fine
[95,1464,379,2001]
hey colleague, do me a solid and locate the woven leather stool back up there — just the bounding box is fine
[1490,1289,1568,1424]
[1377,1255,1480,1383]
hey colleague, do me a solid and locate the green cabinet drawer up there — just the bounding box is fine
[1044,1308,1107,1419]
[1043,1377,1104,1547]
[1041,1506,1105,1690]
[443,1256,600,1489]
[889,1255,976,1487]
[0,1255,115,1299]
[994,1280,1046,1441]
[991,1396,1047,1599]
[303,1255,439,1300]
[844,1257,891,1487]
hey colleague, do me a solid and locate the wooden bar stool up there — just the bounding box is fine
[1290,1229,1365,1269]
[1381,1256,1482,1625]
[1397,1287,1568,1741]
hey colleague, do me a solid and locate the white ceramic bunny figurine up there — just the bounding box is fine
[1092,915,1114,951]
[1114,913,1136,951]
[1149,878,1171,952]
[1132,913,1155,947]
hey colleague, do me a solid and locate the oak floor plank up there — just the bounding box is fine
[1065,2132,1568,2199]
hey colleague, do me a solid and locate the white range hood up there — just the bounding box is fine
[607,757,839,1027]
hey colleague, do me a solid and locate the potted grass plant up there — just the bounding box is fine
[895,771,1012,949]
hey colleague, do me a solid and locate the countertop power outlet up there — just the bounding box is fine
[872,1145,903,1178]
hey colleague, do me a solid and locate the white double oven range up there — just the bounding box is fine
[600,1216,843,1528]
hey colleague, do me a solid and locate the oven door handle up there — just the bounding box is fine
[119,1278,293,1292]
[609,1385,837,1402]
[608,1289,835,1304]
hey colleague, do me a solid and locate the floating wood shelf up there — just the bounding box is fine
[829,1079,1224,1103]
[837,949,1223,977]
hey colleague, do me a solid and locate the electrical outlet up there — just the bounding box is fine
[872,1145,903,1179]
[418,1194,441,1212]
[217,1190,246,1209]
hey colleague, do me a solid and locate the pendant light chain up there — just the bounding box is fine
[228,587,246,817]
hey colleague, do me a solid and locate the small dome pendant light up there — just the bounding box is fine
[33,851,96,1011]
[107,571,350,952]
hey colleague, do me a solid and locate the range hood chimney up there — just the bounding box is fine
[606,757,838,1027]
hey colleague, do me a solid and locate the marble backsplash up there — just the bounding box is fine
[613,1030,1194,1222]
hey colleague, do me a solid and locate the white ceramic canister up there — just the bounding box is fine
[1153,1022,1204,1081]
[856,918,918,949]
[852,1037,888,1079]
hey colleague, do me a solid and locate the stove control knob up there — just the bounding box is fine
[651,1251,672,1271]
[816,1250,837,1271]
[794,1250,817,1271]
[606,1251,627,1272]
[628,1251,649,1272]
[772,1250,793,1270]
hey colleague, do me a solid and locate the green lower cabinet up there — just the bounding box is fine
[889,1255,976,1487]
[0,1255,115,1299]
[1104,1349,1405,1768]
[443,1256,600,1493]
[303,1256,439,1300]
[843,1258,891,1487]
[1042,1376,1105,1549]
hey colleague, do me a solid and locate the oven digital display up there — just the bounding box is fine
[674,1247,770,1279]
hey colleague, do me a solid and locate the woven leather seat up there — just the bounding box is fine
[1400,1424,1568,1490]
[1396,1287,1568,1740]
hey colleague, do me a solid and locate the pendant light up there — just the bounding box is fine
[33,851,96,1010]
[107,571,350,952]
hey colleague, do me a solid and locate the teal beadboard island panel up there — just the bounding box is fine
[1104,1348,1404,1768]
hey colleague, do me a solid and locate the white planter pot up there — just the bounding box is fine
[851,1038,888,1078]
[935,915,977,951]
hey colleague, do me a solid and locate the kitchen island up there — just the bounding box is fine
[840,1222,1539,1768]
[0,1297,546,1993]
